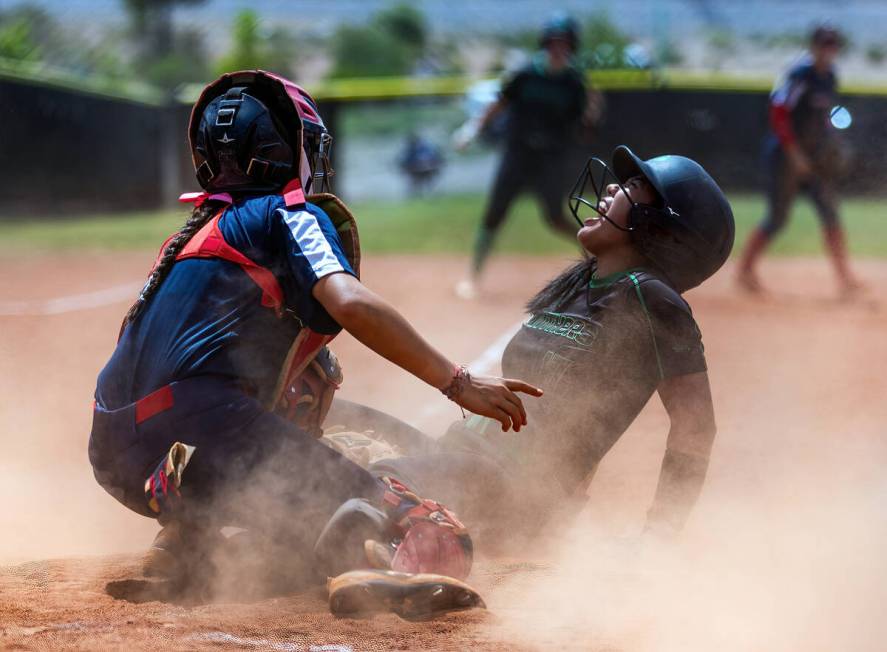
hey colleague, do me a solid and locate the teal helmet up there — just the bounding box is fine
[540,12,580,52]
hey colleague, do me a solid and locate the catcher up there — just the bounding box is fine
[88,70,541,616]
[345,146,734,543]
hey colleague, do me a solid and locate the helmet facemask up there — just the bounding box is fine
[569,157,663,233]
[303,128,334,195]
[573,145,737,293]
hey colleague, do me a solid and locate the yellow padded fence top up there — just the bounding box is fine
[4,56,887,105]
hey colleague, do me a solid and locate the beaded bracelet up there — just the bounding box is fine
[440,364,470,400]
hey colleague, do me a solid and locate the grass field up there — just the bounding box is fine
[0,193,883,258]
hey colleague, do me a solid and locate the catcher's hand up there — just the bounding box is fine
[450,371,543,432]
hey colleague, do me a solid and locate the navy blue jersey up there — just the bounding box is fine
[770,56,838,153]
[96,195,354,409]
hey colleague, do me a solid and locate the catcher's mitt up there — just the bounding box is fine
[313,477,474,581]
[275,345,342,438]
[320,427,402,468]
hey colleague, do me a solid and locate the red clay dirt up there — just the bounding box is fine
[2,252,886,651]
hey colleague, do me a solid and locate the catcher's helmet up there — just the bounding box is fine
[540,12,580,53]
[188,70,333,195]
[569,146,735,293]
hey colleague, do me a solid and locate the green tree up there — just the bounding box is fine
[0,14,40,61]
[122,0,209,90]
[263,26,299,76]
[581,12,632,69]
[0,4,134,84]
[0,5,53,62]
[655,39,684,67]
[330,24,412,78]
[494,12,637,70]
[215,9,297,77]
[123,0,207,55]
[216,9,262,71]
[865,43,885,64]
[706,29,735,70]
[373,2,427,55]
[329,3,431,78]
[142,28,209,90]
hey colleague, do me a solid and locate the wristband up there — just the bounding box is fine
[440,364,470,400]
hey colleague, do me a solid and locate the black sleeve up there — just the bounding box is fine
[636,278,707,379]
[570,72,587,119]
[500,69,525,103]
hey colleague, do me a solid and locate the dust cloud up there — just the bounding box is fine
[481,269,887,651]
[2,255,886,651]
[486,457,887,651]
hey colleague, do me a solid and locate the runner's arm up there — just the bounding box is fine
[646,370,717,535]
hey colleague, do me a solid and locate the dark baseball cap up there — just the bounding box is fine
[811,25,844,48]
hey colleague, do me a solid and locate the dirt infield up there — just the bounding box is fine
[2,252,886,651]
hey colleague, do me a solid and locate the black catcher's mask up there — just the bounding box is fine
[189,70,334,195]
[194,87,295,193]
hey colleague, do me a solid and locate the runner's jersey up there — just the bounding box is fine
[501,57,586,151]
[95,194,354,409]
[493,269,706,493]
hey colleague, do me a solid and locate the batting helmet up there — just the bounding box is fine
[569,146,735,292]
[188,70,333,195]
[540,12,580,53]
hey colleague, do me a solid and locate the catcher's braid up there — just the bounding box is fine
[123,201,222,326]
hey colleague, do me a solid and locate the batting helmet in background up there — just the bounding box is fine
[540,12,580,53]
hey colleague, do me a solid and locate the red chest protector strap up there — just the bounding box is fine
[174,178,338,415]
[170,178,308,316]
[176,215,285,315]
[174,211,338,411]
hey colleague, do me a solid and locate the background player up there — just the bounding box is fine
[736,24,862,296]
[453,13,589,299]
[360,146,735,542]
[88,71,542,601]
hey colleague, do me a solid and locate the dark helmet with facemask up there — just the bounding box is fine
[188,70,333,195]
[570,146,735,293]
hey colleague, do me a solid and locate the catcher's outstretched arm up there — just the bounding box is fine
[313,272,542,432]
[646,371,717,535]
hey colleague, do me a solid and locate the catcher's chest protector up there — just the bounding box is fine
[169,182,361,433]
